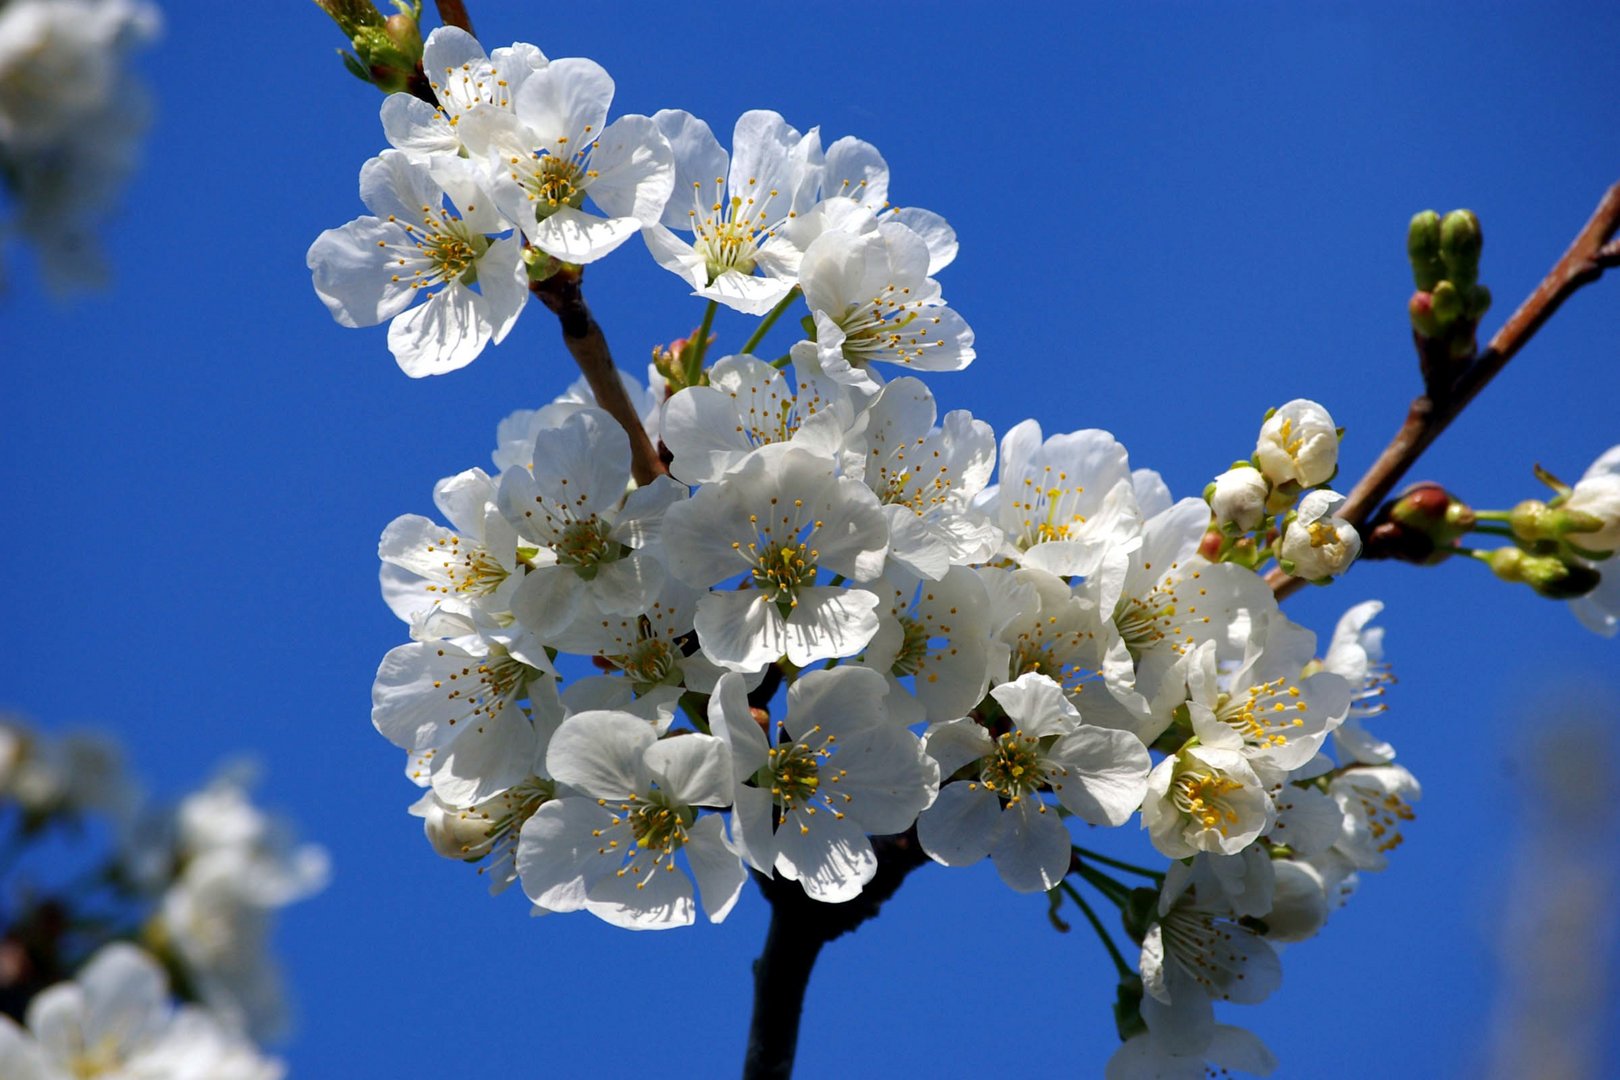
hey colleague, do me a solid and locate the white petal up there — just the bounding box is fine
[387,283,490,377]
[916,781,1000,867]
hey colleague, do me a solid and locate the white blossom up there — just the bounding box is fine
[709,669,937,902]
[454,57,675,264]
[981,420,1142,578]
[516,710,744,929]
[307,150,527,376]
[1279,489,1361,581]
[642,109,821,313]
[800,223,975,391]
[917,673,1148,892]
[661,444,889,671]
[1255,399,1338,488]
[0,943,282,1080]
[1209,464,1269,532]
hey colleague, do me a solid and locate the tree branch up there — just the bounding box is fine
[743,829,928,1080]
[1269,180,1620,599]
[433,0,474,35]
[529,267,666,486]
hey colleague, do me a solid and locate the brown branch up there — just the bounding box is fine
[433,0,474,35]
[743,830,928,1080]
[530,268,666,486]
[1269,181,1620,600]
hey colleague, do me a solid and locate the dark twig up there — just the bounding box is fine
[743,829,928,1080]
[433,0,474,35]
[530,267,666,486]
[1269,181,1620,599]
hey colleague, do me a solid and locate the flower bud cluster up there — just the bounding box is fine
[1201,399,1361,583]
[337,30,1435,1071]
[1406,208,1492,362]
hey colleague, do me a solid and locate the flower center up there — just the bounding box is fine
[766,739,823,811]
[438,649,541,727]
[750,539,818,604]
[688,174,788,281]
[593,791,696,890]
[417,210,484,286]
[834,284,947,366]
[523,151,593,219]
[980,730,1045,804]
[890,616,931,677]
[1214,679,1308,750]
[1009,477,1087,552]
[1115,595,1177,654]
[1171,765,1245,833]
[620,634,678,687]
[555,517,620,578]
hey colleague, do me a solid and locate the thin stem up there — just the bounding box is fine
[743,829,928,1080]
[770,352,792,369]
[1468,521,1517,538]
[685,300,719,387]
[1071,845,1164,881]
[741,290,799,356]
[1071,860,1131,906]
[1061,881,1133,979]
[529,267,665,486]
[1269,180,1620,599]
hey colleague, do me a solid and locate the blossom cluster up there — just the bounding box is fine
[322,27,1463,1072]
[0,0,159,291]
[0,718,327,1077]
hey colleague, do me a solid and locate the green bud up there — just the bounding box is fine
[1430,280,1463,328]
[315,0,423,94]
[1509,500,1551,541]
[1487,547,1600,599]
[312,0,384,37]
[1466,283,1492,321]
[1407,210,1446,291]
[1440,209,1482,289]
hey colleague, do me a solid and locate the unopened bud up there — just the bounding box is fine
[383,10,421,55]
[1406,210,1445,291]
[1255,399,1339,489]
[1362,519,1436,563]
[1208,465,1269,532]
[1466,284,1492,321]
[1389,481,1475,543]
[1264,860,1332,944]
[1487,547,1600,599]
[416,796,498,862]
[1198,528,1225,561]
[1429,280,1463,329]
[1279,490,1361,581]
[1440,209,1482,290]
[1508,498,1610,548]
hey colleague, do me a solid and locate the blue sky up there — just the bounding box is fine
[5,2,1619,1076]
